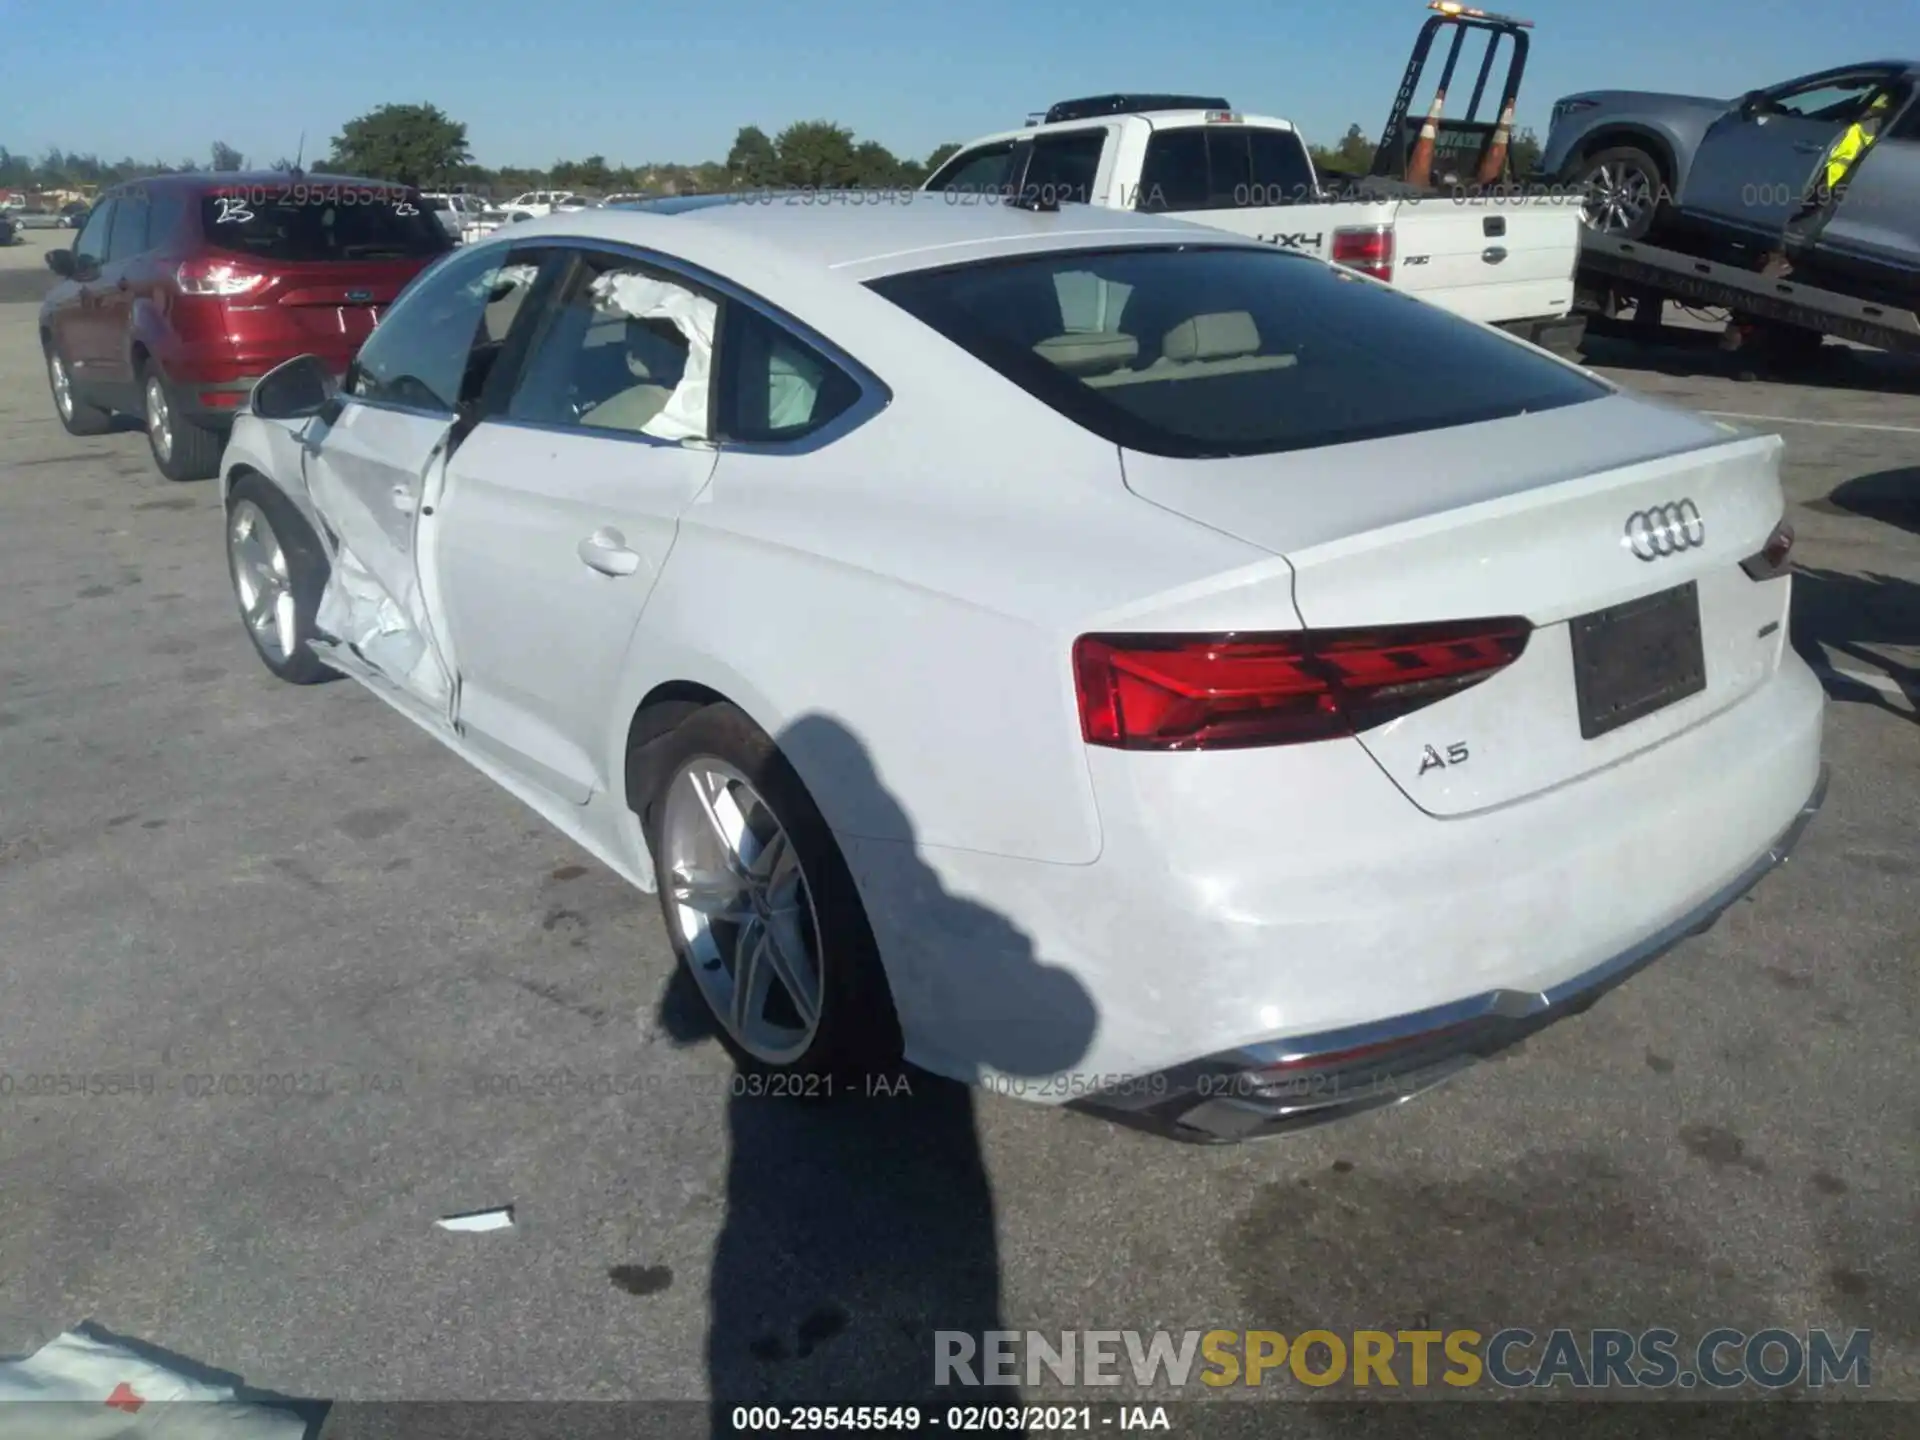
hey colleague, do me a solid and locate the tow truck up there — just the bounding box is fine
[1376,4,1920,364]
[1571,232,1920,363]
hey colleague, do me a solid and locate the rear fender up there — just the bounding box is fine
[125,300,177,375]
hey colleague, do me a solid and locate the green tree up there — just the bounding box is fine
[328,102,472,186]
[210,141,244,172]
[925,141,962,173]
[850,139,904,186]
[725,125,779,187]
[774,120,859,188]
[1334,123,1373,173]
[1507,126,1542,178]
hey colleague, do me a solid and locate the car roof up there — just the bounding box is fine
[124,171,417,193]
[503,191,1248,285]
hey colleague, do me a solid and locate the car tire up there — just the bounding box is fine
[639,702,903,1081]
[1571,145,1668,240]
[141,361,223,482]
[44,340,113,436]
[224,472,340,686]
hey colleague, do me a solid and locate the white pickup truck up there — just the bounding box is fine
[924,96,1587,352]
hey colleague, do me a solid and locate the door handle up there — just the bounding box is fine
[1792,142,1826,154]
[390,484,417,514]
[577,527,642,577]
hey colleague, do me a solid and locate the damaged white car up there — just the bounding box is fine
[220,197,1823,1142]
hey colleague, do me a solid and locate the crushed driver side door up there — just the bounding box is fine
[299,243,547,716]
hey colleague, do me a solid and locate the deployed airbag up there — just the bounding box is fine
[588,270,716,441]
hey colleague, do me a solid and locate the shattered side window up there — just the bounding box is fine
[466,261,541,343]
[503,259,717,442]
[349,247,532,413]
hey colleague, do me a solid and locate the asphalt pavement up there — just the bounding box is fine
[1,227,1916,1425]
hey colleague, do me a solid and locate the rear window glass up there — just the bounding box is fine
[1135,126,1320,211]
[868,245,1607,459]
[198,186,453,262]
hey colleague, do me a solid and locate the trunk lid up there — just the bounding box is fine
[230,261,426,346]
[1120,395,1793,816]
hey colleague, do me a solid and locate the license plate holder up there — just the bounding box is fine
[1570,581,1707,740]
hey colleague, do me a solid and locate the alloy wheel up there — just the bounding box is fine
[1582,160,1656,235]
[48,353,72,420]
[228,500,296,662]
[661,759,825,1065]
[146,375,172,462]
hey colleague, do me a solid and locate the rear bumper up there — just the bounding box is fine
[164,353,347,424]
[1074,763,1828,1143]
[171,375,263,426]
[850,653,1826,1136]
[1497,312,1589,355]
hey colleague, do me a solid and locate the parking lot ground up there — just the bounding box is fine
[1,232,1917,1424]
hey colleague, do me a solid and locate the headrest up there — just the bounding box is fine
[1162,311,1261,362]
[1033,332,1141,375]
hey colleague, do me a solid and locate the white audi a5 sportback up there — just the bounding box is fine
[219,194,1825,1142]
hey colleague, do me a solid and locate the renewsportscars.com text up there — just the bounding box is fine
[935,1327,1872,1391]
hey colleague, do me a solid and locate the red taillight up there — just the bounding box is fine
[1331,225,1394,281]
[175,257,267,297]
[1740,521,1795,580]
[1072,619,1532,751]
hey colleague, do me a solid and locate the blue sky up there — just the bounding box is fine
[4,0,1915,169]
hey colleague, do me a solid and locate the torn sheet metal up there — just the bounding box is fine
[311,537,450,706]
[0,1329,310,1438]
[588,270,717,442]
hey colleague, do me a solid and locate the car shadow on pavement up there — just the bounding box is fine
[1579,323,1920,394]
[1791,565,1920,723]
[651,713,1099,1437]
[1807,466,1920,539]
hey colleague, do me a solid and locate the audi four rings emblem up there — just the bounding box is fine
[1624,500,1706,561]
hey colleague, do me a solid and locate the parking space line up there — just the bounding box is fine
[1705,412,1920,435]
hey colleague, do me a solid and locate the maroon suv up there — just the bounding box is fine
[38,171,453,480]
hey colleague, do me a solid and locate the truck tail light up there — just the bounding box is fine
[1332,225,1394,281]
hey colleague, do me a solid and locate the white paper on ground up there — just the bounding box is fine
[0,1330,308,1438]
[434,1206,515,1232]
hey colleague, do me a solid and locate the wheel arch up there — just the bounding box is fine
[1568,126,1679,187]
[127,306,169,375]
[221,459,266,509]
[623,680,738,821]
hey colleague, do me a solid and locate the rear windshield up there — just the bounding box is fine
[1137,125,1319,210]
[867,245,1607,458]
[198,186,453,263]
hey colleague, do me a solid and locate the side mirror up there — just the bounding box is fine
[45,248,74,278]
[1738,89,1770,118]
[250,354,339,422]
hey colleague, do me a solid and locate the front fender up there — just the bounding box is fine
[220,412,318,532]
